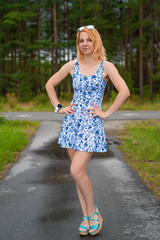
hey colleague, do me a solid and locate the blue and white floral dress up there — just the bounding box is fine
[58,59,107,152]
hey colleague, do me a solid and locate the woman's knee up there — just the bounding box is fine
[70,164,84,180]
[70,150,92,180]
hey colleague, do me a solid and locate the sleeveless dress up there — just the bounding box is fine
[58,59,107,152]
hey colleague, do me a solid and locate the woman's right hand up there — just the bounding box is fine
[58,103,76,116]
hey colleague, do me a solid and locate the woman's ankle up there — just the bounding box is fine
[88,205,96,217]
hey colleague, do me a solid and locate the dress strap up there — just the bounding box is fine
[74,59,79,71]
[72,59,79,77]
[101,61,104,66]
[99,61,104,72]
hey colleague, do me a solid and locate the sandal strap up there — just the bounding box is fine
[79,216,89,233]
[79,225,89,231]
[88,206,98,220]
[89,218,99,221]
[89,223,100,230]
[82,215,89,221]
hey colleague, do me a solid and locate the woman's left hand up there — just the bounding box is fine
[87,103,106,119]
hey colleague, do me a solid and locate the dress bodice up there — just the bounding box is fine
[72,59,107,109]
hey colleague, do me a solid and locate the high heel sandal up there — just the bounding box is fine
[88,205,103,235]
[79,215,89,235]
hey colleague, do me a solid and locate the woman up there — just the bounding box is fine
[45,25,130,236]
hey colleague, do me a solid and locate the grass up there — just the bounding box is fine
[0,93,160,112]
[0,117,40,178]
[117,119,160,199]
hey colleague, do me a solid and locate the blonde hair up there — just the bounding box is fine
[76,27,107,61]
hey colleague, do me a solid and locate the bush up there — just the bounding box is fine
[0,96,6,104]
[33,92,49,105]
[6,93,17,108]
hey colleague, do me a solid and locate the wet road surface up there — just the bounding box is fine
[0,121,160,240]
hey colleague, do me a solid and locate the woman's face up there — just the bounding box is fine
[79,32,95,55]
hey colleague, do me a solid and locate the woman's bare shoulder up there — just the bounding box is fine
[64,60,76,75]
[57,60,75,76]
[66,60,76,67]
[103,60,115,68]
[103,61,119,74]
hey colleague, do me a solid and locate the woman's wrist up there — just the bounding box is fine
[103,111,110,119]
[53,103,63,113]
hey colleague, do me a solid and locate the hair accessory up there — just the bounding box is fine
[77,25,94,32]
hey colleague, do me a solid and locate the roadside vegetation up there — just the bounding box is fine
[117,119,160,199]
[0,116,40,178]
[0,92,160,112]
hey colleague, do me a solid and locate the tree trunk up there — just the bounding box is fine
[119,0,124,75]
[139,1,143,100]
[149,1,153,100]
[18,20,22,71]
[53,1,58,70]
[28,19,33,96]
[80,0,83,25]
[129,27,133,82]
[95,0,100,20]
[125,4,129,71]
[53,1,60,97]
[18,20,22,98]
[66,0,71,100]
[37,1,41,78]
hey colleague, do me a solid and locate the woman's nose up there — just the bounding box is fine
[83,40,88,45]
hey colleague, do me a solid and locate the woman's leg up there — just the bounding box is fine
[69,150,95,216]
[67,148,89,217]
[67,148,102,234]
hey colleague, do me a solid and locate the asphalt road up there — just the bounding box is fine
[0,120,160,240]
[3,110,160,121]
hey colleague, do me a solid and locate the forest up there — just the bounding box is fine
[0,0,160,102]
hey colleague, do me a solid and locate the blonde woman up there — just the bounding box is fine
[45,25,130,236]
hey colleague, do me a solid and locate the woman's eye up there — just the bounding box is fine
[79,39,92,42]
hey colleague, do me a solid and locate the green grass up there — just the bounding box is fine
[0,117,40,177]
[117,120,160,199]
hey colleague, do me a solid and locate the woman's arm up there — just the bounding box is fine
[45,60,76,116]
[87,61,130,119]
[45,60,74,108]
[103,61,130,118]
